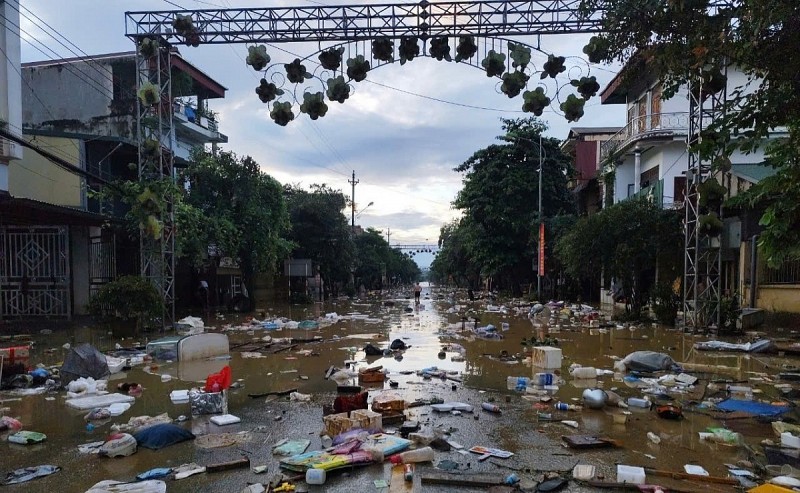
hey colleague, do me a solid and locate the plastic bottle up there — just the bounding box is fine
[507,376,530,391]
[403,464,414,482]
[628,397,651,408]
[555,402,582,411]
[570,367,598,379]
[389,446,435,464]
[534,372,556,386]
[481,402,502,413]
[306,468,326,485]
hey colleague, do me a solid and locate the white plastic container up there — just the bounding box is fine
[782,432,800,449]
[570,367,597,379]
[531,347,562,369]
[306,468,326,485]
[628,397,650,408]
[617,465,646,484]
[573,464,596,481]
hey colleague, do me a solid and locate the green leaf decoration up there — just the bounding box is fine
[455,36,478,62]
[698,212,724,237]
[481,50,506,78]
[142,139,161,159]
[399,37,420,65]
[172,14,200,47]
[137,82,160,106]
[582,36,610,64]
[255,78,284,103]
[509,42,531,70]
[319,47,345,71]
[713,155,732,173]
[500,71,529,98]
[522,87,551,116]
[372,39,394,62]
[541,54,566,79]
[246,45,270,71]
[570,76,600,100]
[270,101,294,126]
[138,38,158,58]
[429,37,452,62]
[346,55,370,82]
[285,59,312,84]
[326,76,351,103]
[560,94,585,122]
[299,91,329,120]
[697,177,727,209]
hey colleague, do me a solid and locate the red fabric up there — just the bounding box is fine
[334,391,368,413]
[204,366,232,392]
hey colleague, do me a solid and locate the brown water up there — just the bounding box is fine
[1,284,794,492]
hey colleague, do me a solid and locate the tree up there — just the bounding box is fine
[181,150,291,310]
[452,117,575,295]
[556,198,683,317]
[579,0,800,266]
[352,228,420,290]
[430,219,481,288]
[284,184,354,298]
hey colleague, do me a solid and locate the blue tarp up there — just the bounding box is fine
[715,398,791,417]
[133,424,195,450]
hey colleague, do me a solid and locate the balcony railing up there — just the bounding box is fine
[627,178,664,206]
[600,112,690,161]
[173,100,219,134]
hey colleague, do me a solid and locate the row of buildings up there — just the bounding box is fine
[1,2,797,319]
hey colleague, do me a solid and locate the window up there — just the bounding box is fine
[651,85,662,128]
[637,97,647,133]
[627,183,635,197]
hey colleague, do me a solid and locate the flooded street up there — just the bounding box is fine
[1,284,795,492]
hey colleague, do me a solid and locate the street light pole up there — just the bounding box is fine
[537,133,543,302]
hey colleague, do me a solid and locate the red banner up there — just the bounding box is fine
[538,223,545,277]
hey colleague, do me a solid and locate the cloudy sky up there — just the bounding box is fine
[16,0,624,268]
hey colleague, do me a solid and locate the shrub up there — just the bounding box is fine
[88,276,162,330]
[651,282,680,325]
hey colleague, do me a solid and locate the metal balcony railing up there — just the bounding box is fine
[173,100,220,134]
[600,112,690,161]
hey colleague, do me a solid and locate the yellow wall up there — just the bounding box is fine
[9,136,83,207]
[744,285,800,313]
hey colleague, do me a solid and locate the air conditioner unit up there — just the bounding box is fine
[0,137,8,158]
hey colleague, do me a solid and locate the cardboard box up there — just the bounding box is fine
[351,409,383,431]
[531,346,562,370]
[323,412,356,437]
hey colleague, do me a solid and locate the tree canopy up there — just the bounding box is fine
[449,117,575,295]
[181,150,291,308]
[353,228,420,290]
[580,0,800,266]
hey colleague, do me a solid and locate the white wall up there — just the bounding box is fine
[23,62,114,126]
[0,0,23,193]
[614,156,635,203]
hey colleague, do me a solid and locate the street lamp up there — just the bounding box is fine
[507,132,546,301]
[354,201,374,222]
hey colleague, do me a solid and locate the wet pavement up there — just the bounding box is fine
[1,283,796,492]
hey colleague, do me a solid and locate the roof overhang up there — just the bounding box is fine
[0,197,111,227]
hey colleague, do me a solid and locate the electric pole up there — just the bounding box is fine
[349,170,359,228]
[386,228,391,245]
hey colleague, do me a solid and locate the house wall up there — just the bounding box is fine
[9,136,84,207]
[70,226,91,315]
[0,1,24,193]
[613,157,635,203]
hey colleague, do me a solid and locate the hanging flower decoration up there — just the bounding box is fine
[560,94,586,122]
[571,76,600,100]
[346,55,370,82]
[372,39,394,62]
[481,50,506,78]
[429,37,452,62]
[326,76,351,103]
[398,37,420,65]
[138,38,159,58]
[172,14,200,47]
[138,82,160,106]
[501,71,529,98]
[142,139,161,159]
[299,92,329,120]
[582,36,610,64]
[319,47,345,71]
[270,101,295,126]
[541,55,566,79]
[455,36,478,62]
[255,79,284,103]
[509,42,531,70]
[285,59,312,84]
[522,88,551,116]
[246,45,270,71]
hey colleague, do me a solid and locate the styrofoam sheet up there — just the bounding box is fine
[66,393,135,410]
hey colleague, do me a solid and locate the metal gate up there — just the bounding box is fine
[89,234,116,298]
[0,226,71,318]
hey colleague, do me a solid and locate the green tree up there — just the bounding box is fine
[430,219,481,288]
[579,0,800,266]
[352,228,420,291]
[452,117,575,296]
[284,184,354,297]
[181,150,291,310]
[556,198,683,317]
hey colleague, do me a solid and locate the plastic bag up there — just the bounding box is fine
[204,366,232,393]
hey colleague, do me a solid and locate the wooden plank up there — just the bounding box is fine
[206,456,250,473]
[389,465,413,492]
[247,388,298,399]
[420,472,503,487]
[643,468,739,485]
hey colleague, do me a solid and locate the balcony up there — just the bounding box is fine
[600,112,689,162]
[172,100,227,145]
[627,178,664,206]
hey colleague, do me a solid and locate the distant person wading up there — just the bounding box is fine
[414,282,422,303]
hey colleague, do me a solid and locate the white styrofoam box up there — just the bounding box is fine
[170,390,190,403]
[210,414,241,426]
[617,465,646,484]
[573,464,596,481]
[531,346,562,369]
[782,432,800,449]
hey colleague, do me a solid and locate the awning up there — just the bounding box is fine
[0,196,110,227]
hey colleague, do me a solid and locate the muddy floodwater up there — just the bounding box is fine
[2,284,794,492]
